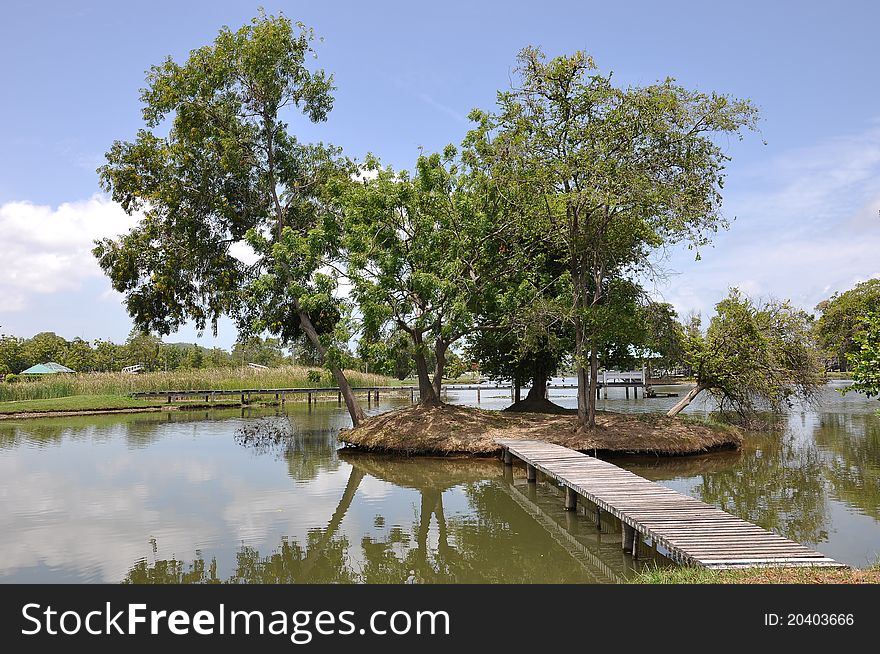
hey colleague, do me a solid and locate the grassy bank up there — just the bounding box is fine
[341,404,741,456]
[631,565,880,584]
[0,394,169,415]
[0,365,395,402]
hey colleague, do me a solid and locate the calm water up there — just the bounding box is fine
[0,381,877,583]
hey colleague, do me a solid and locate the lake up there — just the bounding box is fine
[0,380,877,582]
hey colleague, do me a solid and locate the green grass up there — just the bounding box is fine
[630,563,880,584]
[0,365,396,402]
[0,394,169,414]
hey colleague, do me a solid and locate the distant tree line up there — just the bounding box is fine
[0,330,323,376]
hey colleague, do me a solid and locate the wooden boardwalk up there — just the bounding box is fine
[497,439,843,570]
[131,385,414,404]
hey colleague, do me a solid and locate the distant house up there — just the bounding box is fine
[19,362,76,375]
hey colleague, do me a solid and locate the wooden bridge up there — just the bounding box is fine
[131,385,415,405]
[497,439,844,569]
[131,375,652,406]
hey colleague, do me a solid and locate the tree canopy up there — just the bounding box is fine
[466,46,759,428]
[667,289,823,424]
[92,12,366,425]
[814,278,880,371]
[88,15,784,428]
[842,312,880,400]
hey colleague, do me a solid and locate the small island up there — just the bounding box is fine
[341,403,740,456]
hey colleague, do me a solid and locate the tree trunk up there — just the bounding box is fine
[296,309,366,427]
[586,343,598,428]
[514,374,521,403]
[666,383,708,417]
[432,339,448,398]
[575,323,588,423]
[413,333,440,406]
[526,361,548,401]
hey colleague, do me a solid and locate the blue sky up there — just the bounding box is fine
[1,0,879,348]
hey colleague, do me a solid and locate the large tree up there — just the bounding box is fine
[814,279,880,372]
[343,150,500,406]
[467,47,758,428]
[666,288,823,424]
[841,312,880,400]
[93,13,366,425]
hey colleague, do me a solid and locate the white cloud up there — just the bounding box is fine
[0,195,138,312]
[653,120,880,319]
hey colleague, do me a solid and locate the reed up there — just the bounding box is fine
[0,365,395,402]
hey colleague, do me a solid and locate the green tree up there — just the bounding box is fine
[179,345,202,370]
[24,332,68,366]
[93,13,365,425]
[208,347,232,368]
[124,330,163,371]
[0,335,27,375]
[344,151,496,406]
[814,279,880,371]
[467,47,758,428]
[232,336,286,368]
[636,301,686,379]
[841,312,880,400]
[666,289,823,424]
[357,329,415,379]
[60,338,95,372]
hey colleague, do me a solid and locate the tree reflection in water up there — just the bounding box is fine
[123,456,607,584]
[814,412,880,521]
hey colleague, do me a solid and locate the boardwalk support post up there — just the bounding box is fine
[503,448,513,466]
[527,464,536,483]
[337,392,342,405]
[565,486,578,511]
[595,507,602,530]
[622,523,636,554]
[495,437,843,570]
[477,388,480,403]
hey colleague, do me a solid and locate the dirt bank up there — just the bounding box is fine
[340,404,741,456]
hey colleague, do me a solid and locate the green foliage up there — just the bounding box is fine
[842,312,880,400]
[93,11,344,345]
[5,374,18,384]
[467,46,758,425]
[680,288,823,423]
[306,370,322,384]
[343,149,499,400]
[814,279,880,370]
[231,336,286,368]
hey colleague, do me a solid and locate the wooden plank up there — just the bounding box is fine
[494,438,843,571]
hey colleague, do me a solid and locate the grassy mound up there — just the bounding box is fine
[340,403,741,456]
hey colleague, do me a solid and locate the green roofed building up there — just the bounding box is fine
[19,362,76,375]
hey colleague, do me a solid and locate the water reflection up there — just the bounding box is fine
[1,384,879,581]
[120,454,648,584]
[814,412,880,521]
